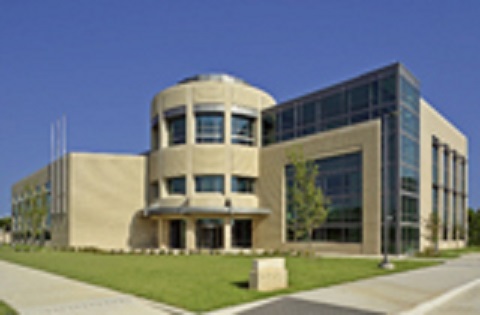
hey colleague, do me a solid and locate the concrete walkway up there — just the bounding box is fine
[209,254,480,315]
[0,260,189,315]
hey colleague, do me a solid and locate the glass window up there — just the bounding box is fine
[231,176,255,193]
[280,107,295,133]
[432,188,438,214]
[443,191,448,240]
[402,195,418,221]
[432,144,439,185]
[232,115,254,145]
[167,115,186,145]
[286,152,362,243]
[262,113,276,146]
[321,93,346,120]
[152,123,159,150]
[444,151,449,188]
[381,75,396,103]
[300,101,316,126]
[196,113,224,143]
[401,135,419,167]
[167,177,186,195]
[401,107,419,137]
[400,76,420,113]
[349,84,370,112]
[401,166,419,192]
[370,81,379,105]
[195,175,224,193]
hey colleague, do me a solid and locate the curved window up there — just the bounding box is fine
[195,175,224,193]
[196,113,224,143]
[232,115,254,145]
[167,115,186,145]
[231,176,255,193]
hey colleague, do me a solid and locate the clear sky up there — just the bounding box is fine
[1,1,479,217]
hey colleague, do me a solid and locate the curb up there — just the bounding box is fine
[399,277,480,314]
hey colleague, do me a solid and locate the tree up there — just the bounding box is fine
[0,217,12,231]
[424,212,441,253]
[468,208,480,246]
[287,147,328,247]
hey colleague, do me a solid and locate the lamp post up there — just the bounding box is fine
[379,112,395,270]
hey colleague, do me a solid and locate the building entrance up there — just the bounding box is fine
[196,219,224,249]
[169,220,185,249]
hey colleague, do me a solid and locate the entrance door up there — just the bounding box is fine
[232,219,252,248]
[196,219,224,249]
[169,220,185,249]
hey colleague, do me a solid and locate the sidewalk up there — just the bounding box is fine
[0,260,189,315]
[209,254,480,315]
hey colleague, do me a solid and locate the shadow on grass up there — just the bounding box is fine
[232,281,249,289]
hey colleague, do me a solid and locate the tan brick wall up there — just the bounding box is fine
[420,99,468,250]
[68,153,152,249]
[258,120,382,254]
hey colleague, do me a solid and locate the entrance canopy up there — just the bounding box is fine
[144,204,271,217]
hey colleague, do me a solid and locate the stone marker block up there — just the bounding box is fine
[249,258,288,291]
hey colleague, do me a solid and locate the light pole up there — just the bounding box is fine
[379,112,395,270]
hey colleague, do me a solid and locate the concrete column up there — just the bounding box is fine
[186,218,196,250]
[157,219,165,249]
[223,219,232,250]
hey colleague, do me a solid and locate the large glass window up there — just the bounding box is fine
[401,107,419,137]
[401,135,419,166]
[195,175,224,193]
[400,76,420,113]
[401,166,419,192]
[432,188,438,214]
[231,115,254,145]
[298,101,316,136]
[381,75,396,103]
[196,113,224,143]
[167,115,186,145]
[443,191,449,240]
[349,84,370,112]
[444,150,449,188]
[402,196,418,221]
[280,107,295,140]
[231,176,255,193]
[286,152,362,243]
[167,177,186,195]
[432,143,439,185]
[232,219,252,248]
[322,93,346,120]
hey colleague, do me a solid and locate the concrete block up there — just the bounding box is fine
[249,258,288,291]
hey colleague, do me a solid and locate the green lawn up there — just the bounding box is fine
[0,300,17,315]
[436,246,480,258]
[0,247,438,312]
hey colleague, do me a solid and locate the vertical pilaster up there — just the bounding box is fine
[223,219,232,250]
[186,218,196,250]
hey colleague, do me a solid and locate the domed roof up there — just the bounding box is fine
[178,73,249,86]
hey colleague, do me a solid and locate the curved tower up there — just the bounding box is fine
[146,74,275,250]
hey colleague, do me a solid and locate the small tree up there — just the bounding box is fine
[425,212,441,253]
[287,147,328,250]
[30,191,48,245]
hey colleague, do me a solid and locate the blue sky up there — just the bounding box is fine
[1,1,479,217]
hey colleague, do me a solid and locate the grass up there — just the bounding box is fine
[435,246,480,258]
[416,246,480,259]
[0,300,17,315]
[0,246,438,312]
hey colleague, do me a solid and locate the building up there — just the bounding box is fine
[11,63,468,254]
